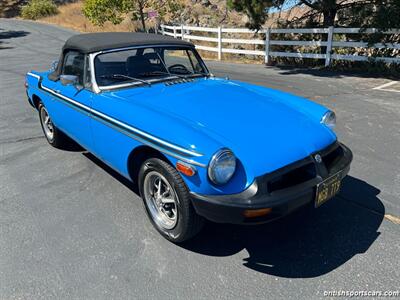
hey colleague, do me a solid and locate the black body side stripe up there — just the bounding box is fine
[38,83,206,167]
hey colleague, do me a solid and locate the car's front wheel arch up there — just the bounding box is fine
[138,157,204,242]
[127,145,171,189]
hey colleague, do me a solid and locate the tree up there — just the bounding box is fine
[228,0,400,29]
[83,0,183,32]
[297,0,339,27]
[227,0,284,30]
[338,0,400,45]
[338,0,400,29]
[83,0,144,30]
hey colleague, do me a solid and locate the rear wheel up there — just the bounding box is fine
[38,102,70,149]
[139,158,204,243]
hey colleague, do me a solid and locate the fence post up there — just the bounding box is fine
[173,26,177,38]
[325,26,334,67]
[161,24,165,35]
[218,26,222,60]
[264,28,270,64]
[181,24,185,40]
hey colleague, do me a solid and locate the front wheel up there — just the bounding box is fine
[139,158,204,243]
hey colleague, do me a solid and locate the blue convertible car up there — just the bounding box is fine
[25,32,352,242]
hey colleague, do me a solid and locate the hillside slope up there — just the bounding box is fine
[3,0,305,31]
[0,0,26,17]
[38,0,248,33]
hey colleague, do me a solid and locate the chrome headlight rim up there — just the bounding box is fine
[208,148,237,185]
[321,110,336,129]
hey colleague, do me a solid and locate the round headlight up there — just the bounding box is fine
[321,110,336,129]
[208,149,236,185]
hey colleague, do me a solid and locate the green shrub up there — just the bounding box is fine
[21,0,58,20]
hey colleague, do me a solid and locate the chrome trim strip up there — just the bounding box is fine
[39,84,205,166]
[88,53,101,94]
[98,76,195,91]
[27,72,41,80]
[99,80,153,91]
[41,85,91,112]
[91,113,206,167]
[89,106,202,157]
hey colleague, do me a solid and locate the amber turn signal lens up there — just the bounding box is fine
[243,208,272,218]
[176,161,196,176]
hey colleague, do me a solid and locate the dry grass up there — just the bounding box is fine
[38,1,139,32]
[35,0,247,33]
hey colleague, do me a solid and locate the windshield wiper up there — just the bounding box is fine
[139,70,188,79]
[100,74,151,86]
[141,70,210,80]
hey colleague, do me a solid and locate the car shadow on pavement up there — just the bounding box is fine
[0,29,30,50]
[83,152,140,195]
[181,176,384,278]
[78,153,384,278]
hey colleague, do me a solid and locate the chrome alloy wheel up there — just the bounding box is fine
[143,171,178,230]
[40,106,54,141]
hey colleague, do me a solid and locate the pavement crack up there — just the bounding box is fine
[337,194,383,215]
[337,194,400,225]
[0,135,43,145]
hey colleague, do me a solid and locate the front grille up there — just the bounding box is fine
[263,143,345,194]
[321,144,344,173]
[267,162,316,193]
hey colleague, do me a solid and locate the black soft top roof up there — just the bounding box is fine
[63,32,194,53]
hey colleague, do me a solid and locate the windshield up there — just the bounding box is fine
[94,46,208,88]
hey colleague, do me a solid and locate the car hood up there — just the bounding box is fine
[107,78,336,177]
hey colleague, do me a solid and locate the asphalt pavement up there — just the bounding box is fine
[1,19,399,299]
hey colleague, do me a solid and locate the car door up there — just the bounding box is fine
[89,48,143,177]
[49,51,94,151]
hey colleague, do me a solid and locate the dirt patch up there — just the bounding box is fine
[37,1,139,33]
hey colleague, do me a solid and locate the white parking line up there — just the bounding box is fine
[373,81,400,93]
[373,81,398,90]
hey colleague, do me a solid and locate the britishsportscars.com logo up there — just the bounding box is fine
[323,290,399,298]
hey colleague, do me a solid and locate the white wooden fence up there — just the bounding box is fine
[160,24,400,66]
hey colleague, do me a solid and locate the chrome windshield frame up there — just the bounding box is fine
[89,44,210,94]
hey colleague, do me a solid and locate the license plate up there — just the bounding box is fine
[315,172,342,207]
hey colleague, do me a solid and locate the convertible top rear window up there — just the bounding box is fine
[94,46,208,88]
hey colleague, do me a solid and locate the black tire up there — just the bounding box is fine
[139,158,204,243]
[38,102,70,149]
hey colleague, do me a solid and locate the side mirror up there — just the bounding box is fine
[50,60,58,71]
[60,74,78,86]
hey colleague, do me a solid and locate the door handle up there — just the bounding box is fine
[54,89,61,94]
